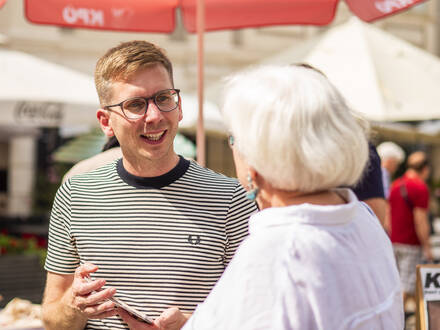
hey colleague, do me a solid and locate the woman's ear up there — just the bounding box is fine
[248,167,258,182]
[249,167,268,191]
[97,109,114,137]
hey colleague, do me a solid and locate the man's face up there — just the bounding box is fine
[98,64,182,166]
[388,158,400,175]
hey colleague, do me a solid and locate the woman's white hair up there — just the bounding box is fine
[221,65,369,192]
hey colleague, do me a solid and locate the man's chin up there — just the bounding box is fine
[138,148,175,163]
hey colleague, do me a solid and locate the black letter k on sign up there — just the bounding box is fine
[425,272,440,289]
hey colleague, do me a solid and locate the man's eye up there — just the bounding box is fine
[124,99,146,111]
[156,94,172,103]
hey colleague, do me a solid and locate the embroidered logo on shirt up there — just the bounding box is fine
[188,235,201,245]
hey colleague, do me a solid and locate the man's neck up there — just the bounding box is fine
[405,169,421,180]
[121,153,180,178]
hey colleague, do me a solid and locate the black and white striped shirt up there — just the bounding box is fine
[45,156,257,329]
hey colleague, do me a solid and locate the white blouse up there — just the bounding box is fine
[183,189,404,330]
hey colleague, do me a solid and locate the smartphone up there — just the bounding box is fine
[84,276,153,324]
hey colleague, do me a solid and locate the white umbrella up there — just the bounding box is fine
[0,48,99,128]
[268,18,440,122]
[207,18,440,123]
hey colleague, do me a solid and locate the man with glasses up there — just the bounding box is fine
[41,40,257,330]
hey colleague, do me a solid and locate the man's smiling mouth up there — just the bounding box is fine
[141,131,166,142]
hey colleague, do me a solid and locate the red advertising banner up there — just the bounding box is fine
[25,0,179,33]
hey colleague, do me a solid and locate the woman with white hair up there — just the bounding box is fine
[182,65,403,329]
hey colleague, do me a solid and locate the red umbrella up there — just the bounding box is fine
[24,0,426,165]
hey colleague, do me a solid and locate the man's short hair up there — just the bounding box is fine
[377,142,405,164]
[94,40,173,105]
[407,151,429,172]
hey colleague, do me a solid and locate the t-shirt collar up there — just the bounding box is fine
[117,155,190,189]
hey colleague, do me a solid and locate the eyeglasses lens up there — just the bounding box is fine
[155,90,179,112]
[123,98,147,119]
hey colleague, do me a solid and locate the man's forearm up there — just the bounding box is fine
[416,228,431,248]
[414,208,431,248]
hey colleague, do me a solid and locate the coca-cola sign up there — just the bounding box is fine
[14,102,64,126]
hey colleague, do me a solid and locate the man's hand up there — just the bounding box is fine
[118,307,189,330]
[70,263,118,319]
[423,244,434,263]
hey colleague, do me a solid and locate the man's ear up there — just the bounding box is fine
[97,109,114,137]
[178,100,183,122]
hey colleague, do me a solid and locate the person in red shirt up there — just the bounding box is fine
[389,150,433,309]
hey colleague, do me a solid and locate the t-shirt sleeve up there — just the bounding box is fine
[412,182,430,210]
[223,183,257,265]
[351,142,385,201]
[44,180,80,274]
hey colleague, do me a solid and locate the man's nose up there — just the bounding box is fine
[143,100,162,122]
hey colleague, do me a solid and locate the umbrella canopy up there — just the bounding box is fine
[24,0,426,32]
[0,48,99,128]
[289,18,440,122]
[207,18,440,123]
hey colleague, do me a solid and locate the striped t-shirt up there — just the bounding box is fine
[45,156,257,329]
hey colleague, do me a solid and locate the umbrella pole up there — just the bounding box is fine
[196,0,206,167]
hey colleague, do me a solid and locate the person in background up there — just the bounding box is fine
[41,40,257,330]
[351,142,387,227]
[142,64,402,329]
[377,141,406,233]
[389,150,433,312]
[377,141,406,198]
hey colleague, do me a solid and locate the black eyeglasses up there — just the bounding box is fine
[104,88,180,121]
